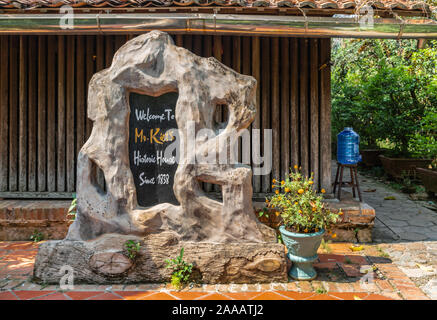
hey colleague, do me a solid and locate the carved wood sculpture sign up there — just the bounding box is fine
[128,92,179,207]
[33,31,287,285]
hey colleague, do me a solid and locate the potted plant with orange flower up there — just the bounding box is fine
[266,166,341,280]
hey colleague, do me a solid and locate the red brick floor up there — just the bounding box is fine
[0,241,430,300]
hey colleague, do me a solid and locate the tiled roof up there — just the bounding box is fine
[0,0,433,12]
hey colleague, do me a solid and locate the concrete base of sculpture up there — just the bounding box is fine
[33,232,287,284]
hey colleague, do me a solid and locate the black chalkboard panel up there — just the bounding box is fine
[128,91,179,207]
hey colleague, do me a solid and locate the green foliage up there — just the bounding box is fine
[320,239,332,253]
[67,195,77,222]
[124,240,141,260]
[258,207,270,219]
[266,167,340,234]
[315,287,327,294]
[30,230,44,242]
[165,248,193,290]
[332,39,437,158]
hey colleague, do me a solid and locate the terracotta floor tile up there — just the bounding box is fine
[0,242,11,250]
[328,292,369,300]
[170,291,209,300]
[0,291,18,300]
[365,294,395,300]
[297,281,313,293]
[305,294,342,300]
[87,292,123,300]
[346,255,367,265]
[250,292,290,300]
[34,292,69,300]
[275,291,315,300]
[196,293,232,300]
[314,262,338,270]
[339,263,362,278]
[65,291,106,300]
[120,292,157,300]
[14,290,55,300]
[4,242,39,251]
[318,254,345,263]
[135,292,178,300]
[220,292,263,300]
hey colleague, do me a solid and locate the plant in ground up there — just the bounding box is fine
[30,230,44,242]
[320,239,332,253]
[67,195,77,222]
[266,166,341,235]
[124,240,141,260]
[315,286,327,294]
[377,247,390,258]
[165,248,193,290]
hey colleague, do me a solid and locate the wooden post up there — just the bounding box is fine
[9,37,19,191]
[299,38,309,177]
[290,38,299,171]
[310,39,319,189]
[320,38,332,193]
[271,38,280,182]
[37,36,47,191]
[28,36,37,192]
[85,35,95,139]
[76,36,86,159]
[47,35,56,192]
[18,36,28,191]
[261,37,270,193]
[280,38,290,181]
[251,36,261,193]
[66,36,75,192]
[57,35,66,192]
[0,36,9,191]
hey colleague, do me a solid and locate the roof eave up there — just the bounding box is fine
[0,12,436,38]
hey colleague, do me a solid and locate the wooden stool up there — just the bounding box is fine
[333,163,362,202]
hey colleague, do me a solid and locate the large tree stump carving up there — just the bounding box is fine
[33,31,287,284]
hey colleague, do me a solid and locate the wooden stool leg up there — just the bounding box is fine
[338,165,344,200]
[354,167,363,202]
[333,164,340,194]
[350,167,356,198]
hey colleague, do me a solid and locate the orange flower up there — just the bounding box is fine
[339,211,343,215]
[265,199,269,203]
[294,202,298,205]
[281,180,285,185]
[312,207,316,212]
[294,165,298,169]
[309,181,314,185]
[321,188,326,194]
[298,210,302,214]
[298,189,304,194]
[275,211,280,217]
[304,228,308,233]
[332,233,337,238]
[275,190,279,195]
[285,187,291,193]
[272,179,276,183]
[271,185,275,189]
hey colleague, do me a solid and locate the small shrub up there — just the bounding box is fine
[315,287,327,294]
[165,248,193,290]
[124,240,141,260]
[67,195,77,222]
[30,230,44,242]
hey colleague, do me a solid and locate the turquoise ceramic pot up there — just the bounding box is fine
[279,225,325,281]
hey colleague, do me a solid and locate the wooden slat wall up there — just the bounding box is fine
[0,35,332,198]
